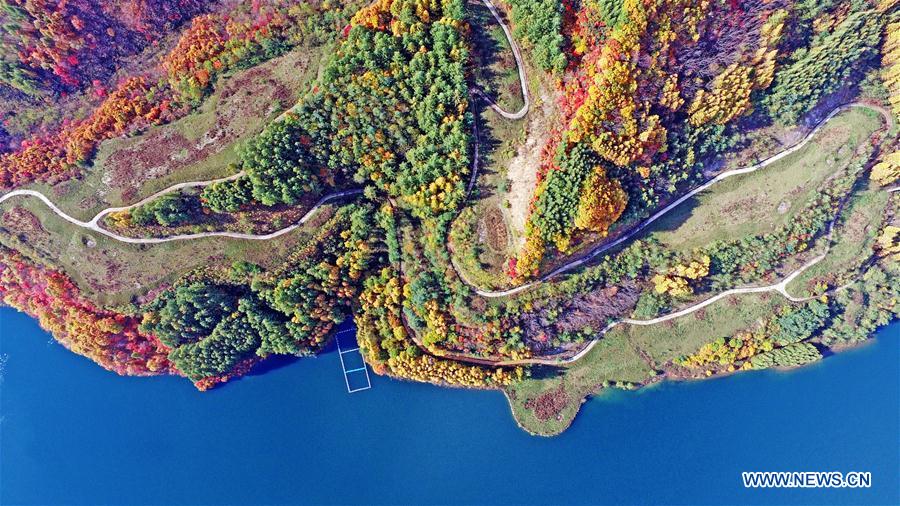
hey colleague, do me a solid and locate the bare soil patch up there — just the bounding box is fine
[100,63,297,200]
[814,125,851,152]
[1,207,47,237]
[481,205,509,253]
[523,384,570,422]
[503,85,559,248]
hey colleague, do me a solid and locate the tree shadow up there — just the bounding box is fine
[470,101,505,202]
[246,353,301,376]
[528,364,565,380]
[249,320,359,378]
[467,0,506,106]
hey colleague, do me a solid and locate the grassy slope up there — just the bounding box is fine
[451,0,535,290]
[23,44,327,222]
[623,294,784,365]
[2,150,345,310]
[0,45,334,308]
[507,293,786,435]
[0,195,336,307]
[786,186,890,297]
[506,330,652,436]
[646,108,882,252]
[505,108,888,436]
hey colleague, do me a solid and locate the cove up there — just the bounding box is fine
[1,306,897,505]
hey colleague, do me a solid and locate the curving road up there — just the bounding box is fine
[435,102,895,367]
[440,178,890,368]
[0,0,525,246]
[472,0,530,120]
[0,3,893,370]
[468,102,894,298]
[0,178,362,244]
[435,252,832,367]
[463,0,531,196]
[0,0,524,246]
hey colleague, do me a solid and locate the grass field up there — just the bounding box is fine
[23,45,328,222]
[506,330,653,435]
[622,293,786,365]
[785,186,890,297]
[0,196,337,308]
[506,292,790,435]
[646,108,883,252]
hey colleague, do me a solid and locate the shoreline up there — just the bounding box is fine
[3,301,896,438]
[507,319,899,436]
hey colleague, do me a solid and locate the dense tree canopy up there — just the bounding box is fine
[1,0,896,400]
[764,11,883,125]
[507,0,566,72]
[242,118,323,206]
[130,194,192,227]
[200,175,255,213]
[141,282,239,348]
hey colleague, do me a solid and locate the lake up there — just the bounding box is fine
[1,306,897,505]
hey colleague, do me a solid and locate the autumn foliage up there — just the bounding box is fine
[163,14,227,93]
[387,353,523,387]
[871,151,900,187]
[882,21,900,121]
[163,9,292,101]
[356,267,524,387]
[516,0,792,277]
[0,247,173,376]
[0,0,332,189]
[350,0,436,34]
[0,77,168,188]
[0,0,208,91]
[573,165,627,235]
[651,255,710,297]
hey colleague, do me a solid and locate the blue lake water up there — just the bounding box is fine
[1,306,898,505]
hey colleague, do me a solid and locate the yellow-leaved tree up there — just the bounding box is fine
[871,151,900,186]
[574,166,628,235]
[881,21,900,121]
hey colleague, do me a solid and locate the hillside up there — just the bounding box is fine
[0,0,898,434]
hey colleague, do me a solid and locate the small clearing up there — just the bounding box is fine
[503,84,558,248]
[27,45,325,222]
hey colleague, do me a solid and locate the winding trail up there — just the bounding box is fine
[0,0,527,244]
[0,105,889,363]
[0,0,527,246]
[0,178,362,244]
[472,0,530,120]
[439,184,888,368]
[418,169,850,367]
[464,0,531,196]
[556,253,828,363]
[435,252,833,367]
[0,1,892,371]
[469,102,894,298]
[432,102,896,367]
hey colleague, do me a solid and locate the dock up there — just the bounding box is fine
[334,325,372,393]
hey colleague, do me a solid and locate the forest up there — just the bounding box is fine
[0,0,897,433]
